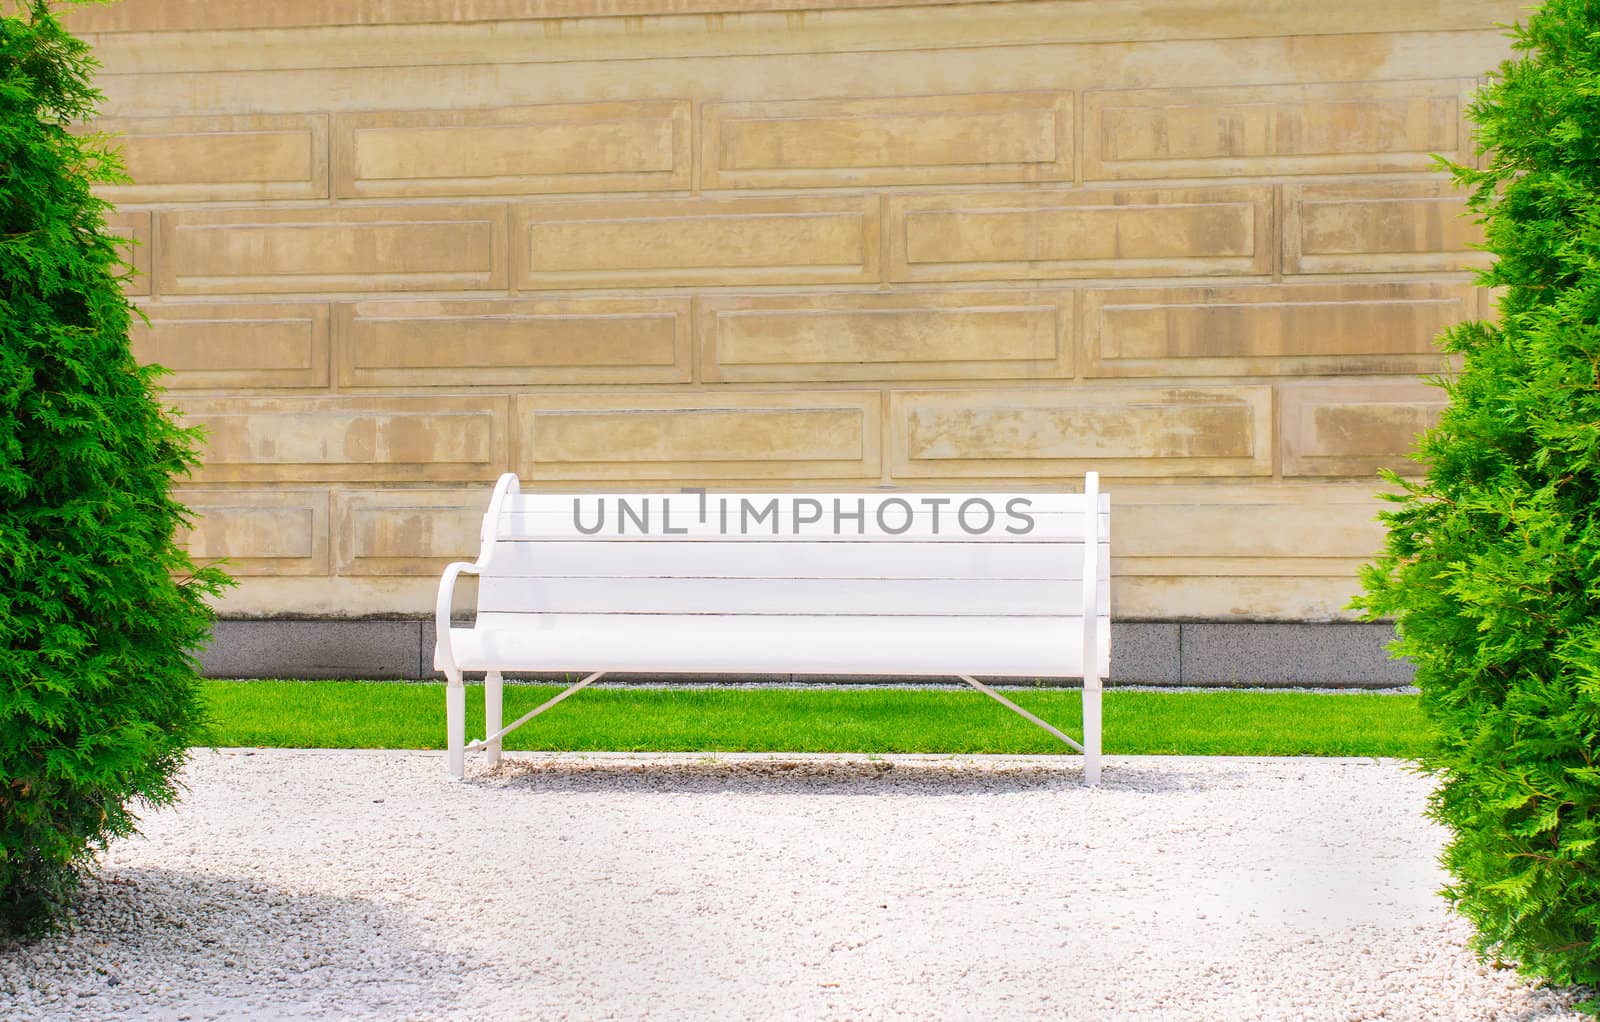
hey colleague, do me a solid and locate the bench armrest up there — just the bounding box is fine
[435,472,523,677]
[434,560,481,676]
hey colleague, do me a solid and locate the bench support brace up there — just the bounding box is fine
[957,675,1098,782]
[458,670,606,770]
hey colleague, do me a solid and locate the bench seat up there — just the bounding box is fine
[449,612,1109,678]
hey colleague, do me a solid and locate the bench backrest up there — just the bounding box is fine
[467,476,1109,679]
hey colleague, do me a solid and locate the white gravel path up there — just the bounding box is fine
[1,750,1590,1022]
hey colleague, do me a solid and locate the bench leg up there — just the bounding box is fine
[446,670,465,779]
[484,669,504,767]
[1082,682,1102,787]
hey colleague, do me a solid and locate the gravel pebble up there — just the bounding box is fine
[0,750,1590,1021]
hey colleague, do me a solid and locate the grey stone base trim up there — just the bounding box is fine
[202,619,427,680]
[198,618,1413,688]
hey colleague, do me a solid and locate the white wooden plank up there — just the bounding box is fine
[507,491,1107,518]
[495,506,1111,542]
[480,540,1110,582]
[453,613,1111,678]
[476,576,1109,617]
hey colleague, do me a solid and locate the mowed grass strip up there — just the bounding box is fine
[198,681,1430,758]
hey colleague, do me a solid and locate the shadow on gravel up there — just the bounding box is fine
[0,867,473,1021]
[479,755,1317,796]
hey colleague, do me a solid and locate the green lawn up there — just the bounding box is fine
[197,680,1430,758]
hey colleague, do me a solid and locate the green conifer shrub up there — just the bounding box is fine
[1356,0,1600,1008]
[0,0,229,936]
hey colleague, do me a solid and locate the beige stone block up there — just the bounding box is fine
[204,576,454,617]
[156,204,508,295]
[1111,483,1385,574]
[888,187,1271,282]
[511,195,879,289]
[698,290,1073,383]
[92,115,327,202]
[107,211,150,296]
[334,489,483,576]
[516,391,881,481]
[77,9,1526,93]
[333,102,690,198]
[1280,380,1444,477]
[1284,178,1488,274]
[174,396,510,482]
[131,302,330,389]
[1084,80,1473,180]
[890,386,1272,479]
[1083,282,1472,378]
[89,22,1521,119]
[702,92,1071,189]
[175,488,330,576]
[335,298,691,388]
[66,0,986,33]
[1115,576,1367,621]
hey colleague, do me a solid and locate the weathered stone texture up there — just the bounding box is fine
[156,205,509,294]
[702,92,1072,188]
[92,115,328,202]
[887,187,1272,282]
[333,489,485,576]
[175,489,331,576]
[174,396,510,482]
[333,102,690,198]
[515,392,882,481]
[334,298,691,387]
[1283,179,1489,275]
[132,302,331,389]
[890,387,1272,479]
[1083,80,1473,180]
[511,195,880,288]
[84,0,1518,622]
[699,291,1073,382]
[1082,282,1470,377]
[1279,380,1447,478]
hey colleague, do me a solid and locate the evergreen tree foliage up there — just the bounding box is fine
[1356,0,1600,1008]
[0,0,229,935]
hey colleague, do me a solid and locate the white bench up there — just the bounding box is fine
[434,474,1111,783]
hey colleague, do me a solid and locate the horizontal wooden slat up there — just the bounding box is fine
[477,576,1109,616]
[452,613,1110,678]
[505,491,1102,515]
[494,512,1111,542]
[494,495,1109,542]
[475,539,1107,581]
